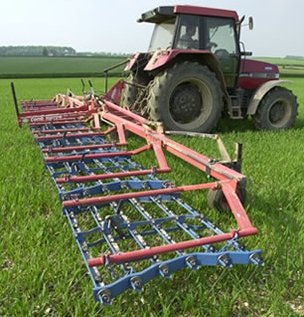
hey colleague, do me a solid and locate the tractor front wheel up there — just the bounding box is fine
[254,86,298,130]
[147,62,224,132]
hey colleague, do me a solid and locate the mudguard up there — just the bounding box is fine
[247,80,289,115]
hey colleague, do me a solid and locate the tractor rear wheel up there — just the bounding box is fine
[121,74,139,108]
[147,62,224,132]
[254,86,298,130]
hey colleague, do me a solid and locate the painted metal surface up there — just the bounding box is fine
[15,88,262,304]
[239,59,279,90]
[174,5,239,21]
[246,80,289,115]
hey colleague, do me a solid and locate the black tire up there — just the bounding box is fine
[121,74,139,108]
[207,185,246,212]
[254,86,298,130]
[147,62,224,132]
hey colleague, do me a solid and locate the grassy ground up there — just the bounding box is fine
[256,57,304,76]
[1,56,304,78]
[0,78,304,316]
[0,56,126,78]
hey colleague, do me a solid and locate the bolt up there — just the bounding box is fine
[130,276,143,292]
[249,253,264,266]
[208,246,215,253]
[81,243,88,252]
[99,289,111,305]
[159,264,170,278]
[218,254,232,268]
[186,256,198,269]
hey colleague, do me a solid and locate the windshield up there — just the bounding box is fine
[205,18,237,54]
[148,19,176,51]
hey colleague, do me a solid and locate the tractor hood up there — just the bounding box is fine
[238,59,279,90]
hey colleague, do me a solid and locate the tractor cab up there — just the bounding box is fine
[139,6,240,88]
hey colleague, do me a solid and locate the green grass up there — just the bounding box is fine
[255,57,304,77]
[1,77,304,316]
[1,56,304,79]
[0,56,126,78]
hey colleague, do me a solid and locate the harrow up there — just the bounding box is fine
[12,81,262,304]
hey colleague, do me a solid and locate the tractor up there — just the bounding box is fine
[122,5,298,132]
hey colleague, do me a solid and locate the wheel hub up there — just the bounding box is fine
[169,84,202,124]
[269,100,289,125]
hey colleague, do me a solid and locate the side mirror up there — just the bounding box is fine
[249,17,254,30]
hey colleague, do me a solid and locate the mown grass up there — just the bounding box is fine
[1,77,304,316]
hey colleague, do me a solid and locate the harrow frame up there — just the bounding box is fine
[12,81,262,304]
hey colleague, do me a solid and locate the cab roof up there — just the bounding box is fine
[138,5,239,23]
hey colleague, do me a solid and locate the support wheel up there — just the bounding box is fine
[207,185,246,212]
[147,62,224,132]
[254,86,298,130]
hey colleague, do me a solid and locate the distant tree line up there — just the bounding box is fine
[285,55,304,60]
[0,46,129,57]
[0,46,76,56]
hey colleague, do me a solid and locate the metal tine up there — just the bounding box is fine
[95,157,245,260]
[62,158,153,278]
[87,159,159,265]
[65,209,104,286]
[150,197,204,243]
[89,158,185,259]
[130,198,182,254]
[91,158,206,274]
[172,196,245,252]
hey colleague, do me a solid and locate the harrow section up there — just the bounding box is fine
[13,83,262,304]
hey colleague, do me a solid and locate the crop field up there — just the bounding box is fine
[256,57,304,77]
[0,56,126,78]
[1,77,304,316]
[1,56,304,79]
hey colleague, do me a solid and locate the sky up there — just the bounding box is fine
[0,0,303,57]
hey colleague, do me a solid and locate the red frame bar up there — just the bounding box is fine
[45,144,150,163]
[33,127,97,134]
[63,182,222,207]
[100,102,244,183]
[19,104,89,118]
[42,142,126,153]
[29,119,85,127]
[88,228,257,267]
[36,131,104,141]
[56,168,171,184]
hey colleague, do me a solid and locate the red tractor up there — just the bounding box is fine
[122,5,298,132]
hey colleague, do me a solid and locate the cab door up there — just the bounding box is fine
[203,17,240,89]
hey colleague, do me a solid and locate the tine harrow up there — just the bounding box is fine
[13,81,262,304]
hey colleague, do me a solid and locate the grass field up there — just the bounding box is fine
[0,56,126,78]
[255,57,304,77]
[1,77,304,316]
[1,56,304,79]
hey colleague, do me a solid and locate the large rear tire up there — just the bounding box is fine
[147,62,224,132]
[121,74,139,108]
[254,86,298,130]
